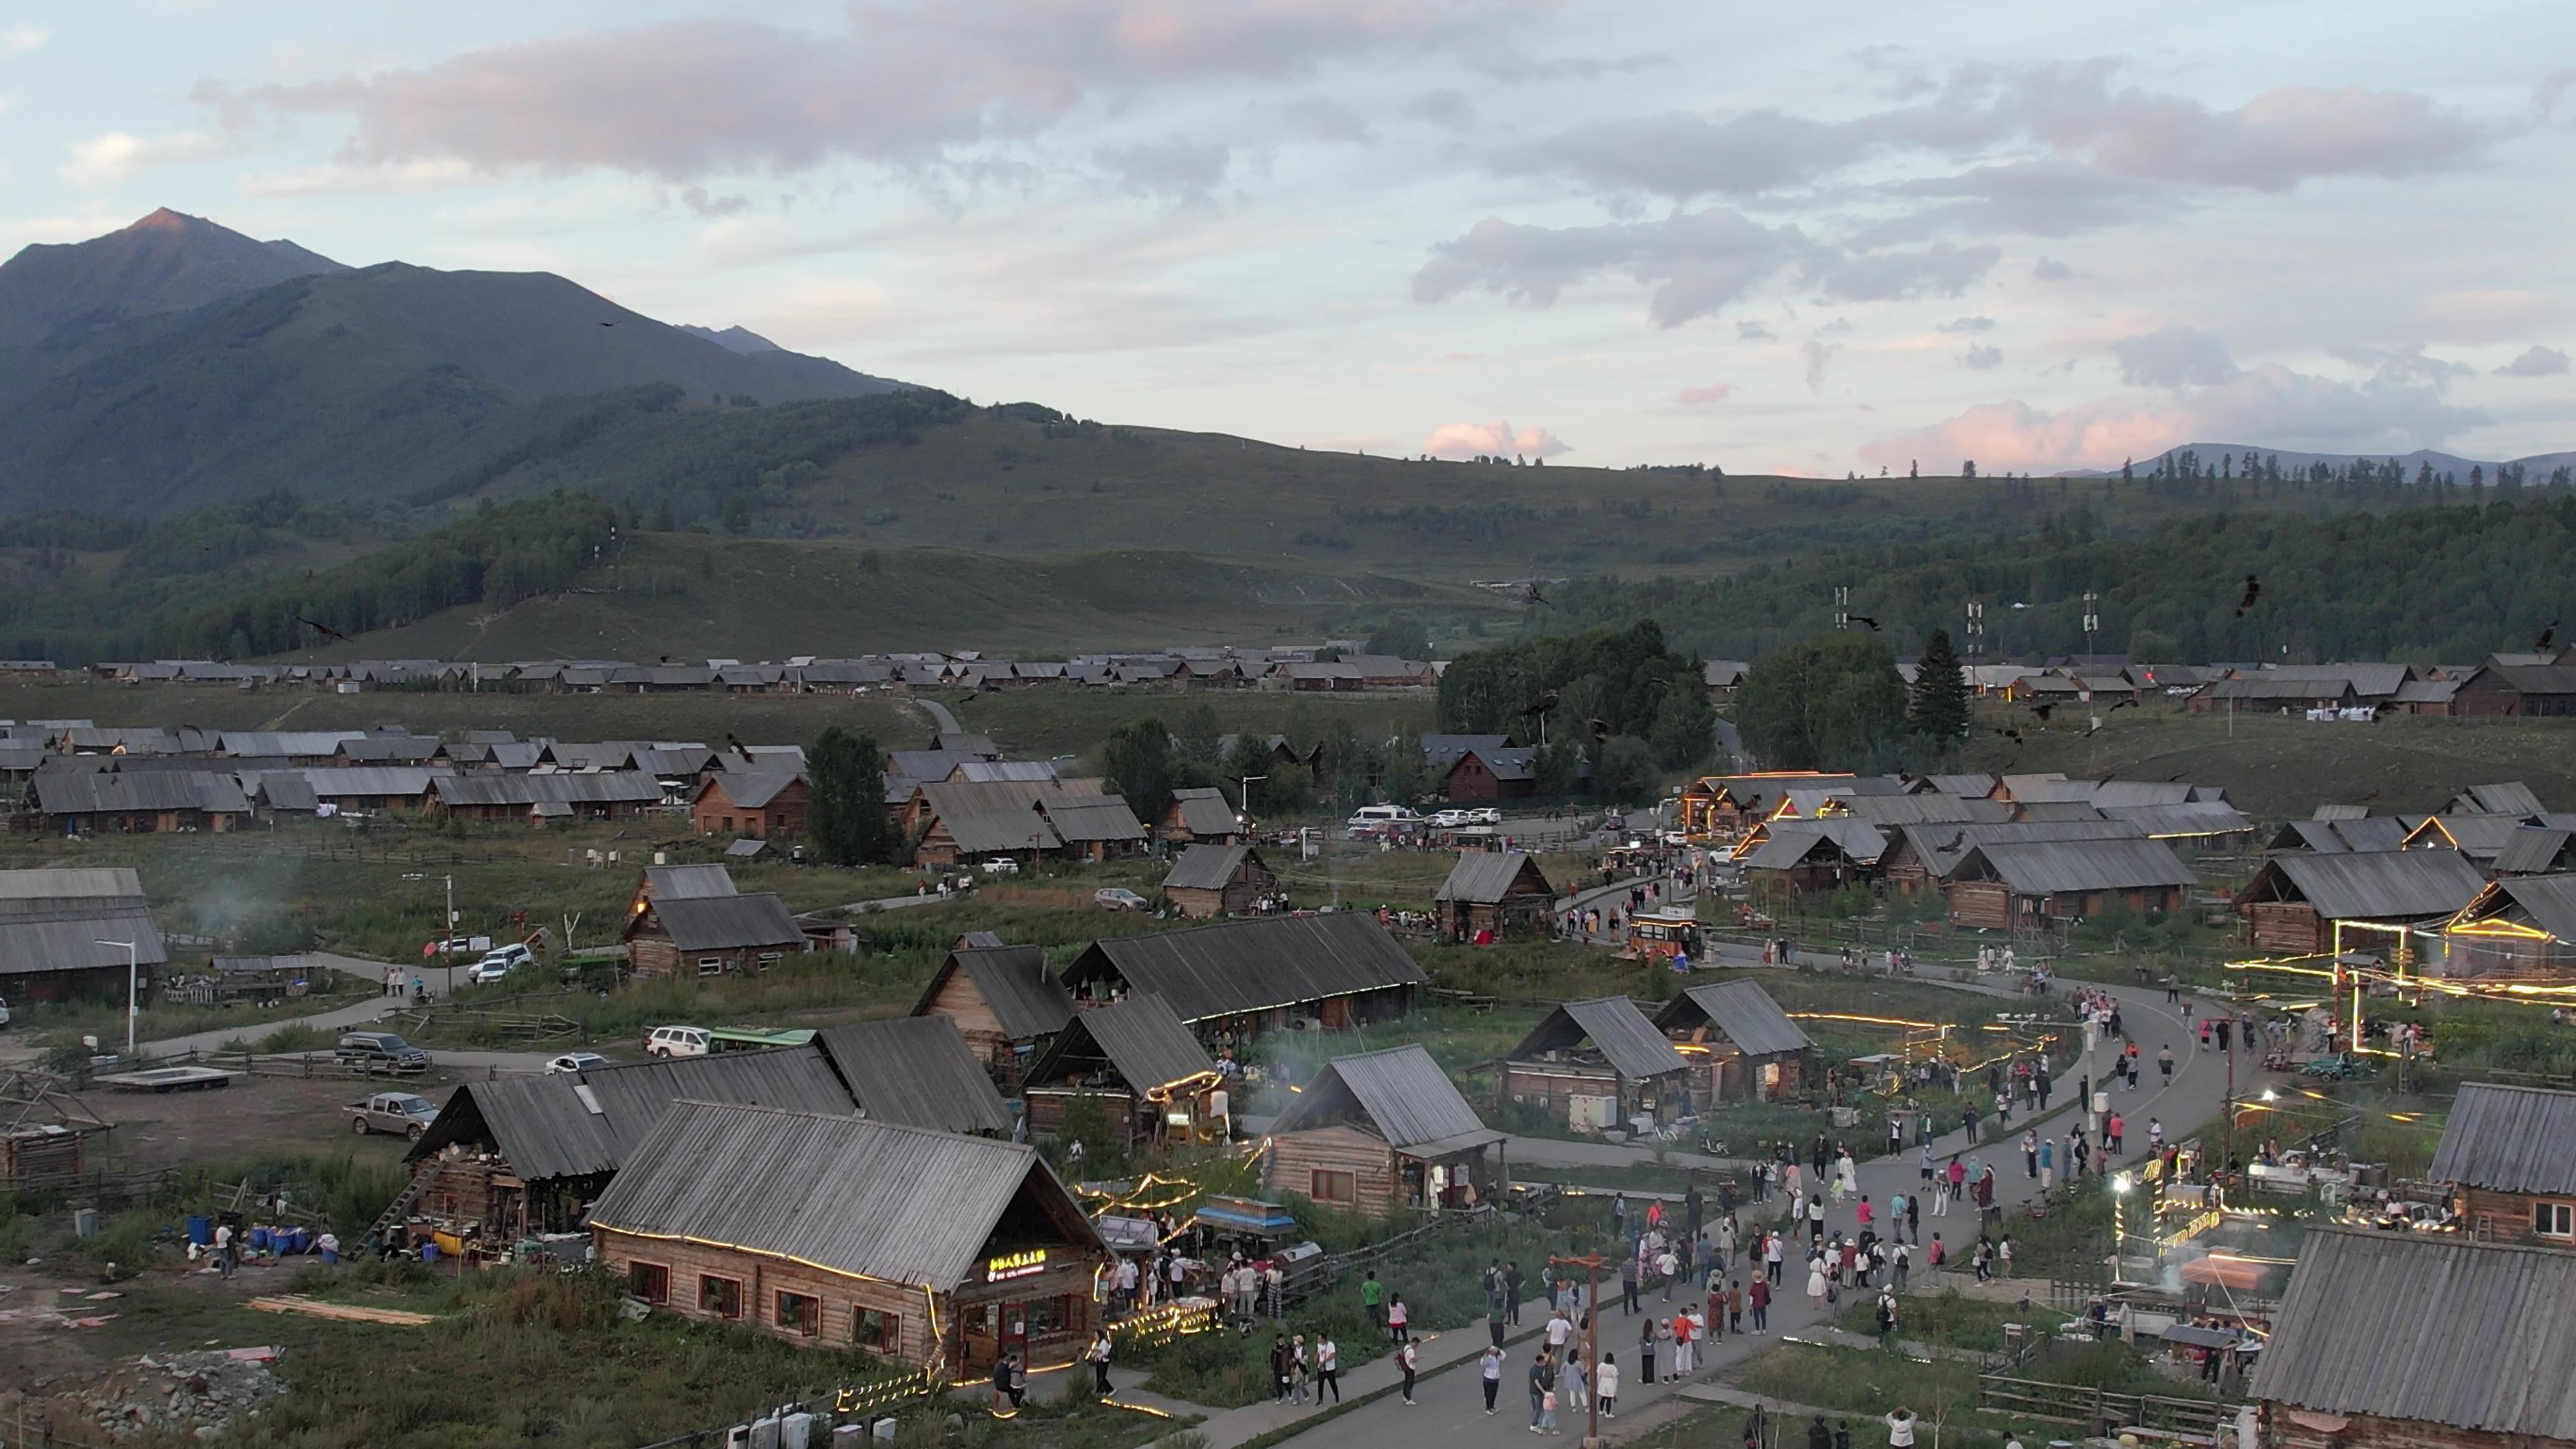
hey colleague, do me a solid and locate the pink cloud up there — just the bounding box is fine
[1859,397,2188,474]
[1676,382,1731,405]
[1423,419,1568,459]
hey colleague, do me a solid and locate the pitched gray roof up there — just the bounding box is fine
[2098,802,2255,839]
[1038,793,1147,843]
[31,769,251,816]
[1168,787,1240,838]
[643,864,739,900]
[2416,812,2532,861]
[915,780,1065,854]
[1023,994,1216,1095]
[2257,1229,2576,1438]
[911,947,1075,1041]
[1269,1043,1503,1158]
[1509,996,1694,1081]
[703,771,801,809]
[2255,850,2487,922]
[638,893,804,951]
[1434,851,1554,904]
[2493,828,2576,875]
[1961,838,2198,895]
[1065,913,1427,1022]
[1163,843,1257,894]
[1656,981,1813,1057]
[814,1016,1014,1134]
[1743,820,1887,871]
[2426,1083,2576,1195]
[411,1046,859,1181]
[1839,794,2012,828]
[2461,873,2576,941]
[1899,820,2146,878]
[2329,815,2411,852]
[587,1102,1103,1290]
[2455,781,2548,816]
[433,771,662,807]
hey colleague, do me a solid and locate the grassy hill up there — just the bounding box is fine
[1957,704,2576,820]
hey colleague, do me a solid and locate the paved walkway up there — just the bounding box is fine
[1222,977,2257,1449]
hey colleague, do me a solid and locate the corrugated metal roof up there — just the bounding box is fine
[1657,981,1813,1057]
[1917,773,1996,797]
[435,772,662,806]
[1743,821,1887,871]
[916,781,1066,855]
[1024,994,1214,1095]
[297,766,445,799]
[2098,802,2255,839]
[1164,844,1255,894]
[2271,820,2349,854]
[1270,1043,1501,1155]
[2456,782,2549,816]
[412,1045,859,1180]
[1167,787,1239,838]
[1962,838,2198,896]
[643,864,738,900]
[1840,794,2011,827]
[2256,1229,2576,1437]
[2463,873,2576,941]
[32,769,251,816]
[1065,913,1426,1023]
[1434,851,1554,904]
[910,947,1075,1041]
[2087,781,2197,808]
[587,1101,1102,1289]
[2012,800,2109,822]
[2493,828,2576,875]
[2426,1083,2576,1195]
[219,730,365,757]
[1901,820,2145,879]
[2255,850,2486,922]
[2330,816,2410,853]
[1038,794,1147,843]
[2413,812,2531,860]
[0,867,144,904]
[0,909,168,977]
[815,1016,1014,1134]
[1509,996,1693,1081]
[634,893,804,951]
[702,771,801,809]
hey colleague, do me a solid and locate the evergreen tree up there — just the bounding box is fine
[1102,717,1181,825]
[1906,628,1970,741]
[808,726,889,866]
[1735,633,1911,771]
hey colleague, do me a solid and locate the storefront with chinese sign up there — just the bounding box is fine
[955,1243,1102,1376]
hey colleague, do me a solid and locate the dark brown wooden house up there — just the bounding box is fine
[588,1102,1110,1375]
[1739,820,1888,896]
[692,771,808,839]
[1499,996,1695,1134]
[908,945,1077,1078]
[1161,844,1276,920]
[2424,1082,2576,1245]
[1945,837,2197,932]
[2441,873,2576,982]
[621,890,806,978]
[1652,981,1813,1104]
[1440,747,1538,802]
[1432,850,1555,941]
[1159,787,1242,845]
[2256,1228,2576,1449]
[1264,1044,1505,1217]
[2235,849,2487,958]
[1059,913,1426,1036]
[1020,994,1222,1146]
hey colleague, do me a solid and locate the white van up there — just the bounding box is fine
[644,1025,710,1058]
[1345,804,1424,834]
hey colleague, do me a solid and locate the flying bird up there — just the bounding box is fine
[1997,727,2025,745]
[598,321,616,327]
[1589,718,1612,743]
[1521,690,1561,719]
[1523,582,1554,609]
[1849,615,1880,631]
[297,616,350,644]
[2234,574,2263,616]
[2108,697,2137,712]
[2030,702,2056,722]
[2537,621,2559,652]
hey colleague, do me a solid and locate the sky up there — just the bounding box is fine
[5,1,2574,474]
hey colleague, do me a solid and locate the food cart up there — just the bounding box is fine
[1626,907,1701,965]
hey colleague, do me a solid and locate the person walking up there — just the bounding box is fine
[2158,1044,2175,1084]
[1316,1333,1341,1403]
[1621,1249,1640,1315]
[1268,1334,1293,1403]
[1892,1240,1911,1290]
[1638,1315,1658,1385]
[1479,1345,1505,1415]
[1749,1273,1772,1333]
[1597,1352,1620,1420]
[1875,1290,1898,1349]
[1727,1279,1746,1334]
[1388,1293,1410,1344]
[1904,1191,1921,1244]
[2107,1112,2125,1153]
[1291,1334,1311,1404]
[1765,1229,1785,1285]
[1398,1338,1419,1405]
[1528,1352,1552,1433]
[1362,1269,1384,1334]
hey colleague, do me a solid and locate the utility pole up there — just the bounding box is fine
[2082,591,2100,657]
[1965,600,1985,669]
[1550,1250,1608,1449]
[1233,774,1267,825]
[94,938,140,1057]
[1834,586,1851,631]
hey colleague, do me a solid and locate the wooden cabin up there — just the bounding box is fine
[1161,844,1277,920]
[589,1102,1110,1375]
[2440,873,2576,983]
[1652,981,1813,1104]
[1945,838,2197,932]
[908,945,1076,1079]
[1879,820,2143,895]
[1265,1044,1505,1218]
[1020,994,1222,1146]
[1432,850,1556,941]
[1678,773,1856,839]
[2235,849,2487,958]
[1499,996,1695,1134]
[1059,913,1426,1038]
[621,890,806,978]
[2257,1229,2576,1449]
[1738,820,1887,896]
[2425,1083,2576,1245]
[692,771,809,839]
[1159,787,1242,845]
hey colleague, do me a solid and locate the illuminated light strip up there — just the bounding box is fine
[1104,1401,1181,1419]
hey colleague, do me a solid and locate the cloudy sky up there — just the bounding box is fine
[6,1,2573,473]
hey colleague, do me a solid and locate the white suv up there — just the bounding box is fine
[466,944,534,984]
[645,1026,709,1058]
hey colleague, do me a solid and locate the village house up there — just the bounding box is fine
[2424,1082,2576,1244]
[1059,912,1426,1035]
[1018,993,1223,1146]
[1265,1044,1507,1217]
[1878,820,2147,895]
[1160,844,1277,920]
[1739,820,1889,897]
[1678,772,1856,838]
[2451,661,2576,717]
[1651,981,1814,1104]
[1499,996,1696,1133]
[692,771,808,839]
[2255,1228,2576,1449]
[2489,828,2576,877]
[621,865,806,978]
[0,867,168,1002]
[1944,837,2198,930]
[1432,850,1556,941]
[2404,813,2542,868]
[28,767,252,834]
[588,1102,1111,1375]
[908,945,1077,1079]
[431,770,665,823]
[1158,786,1242,845]
[2265,816,2414,855]
[1440,744,1539,801]
[1032,793,1150,863]
[2235,849,2488,959]
[2440,875,2576,982]
[813,1017,1015,1135]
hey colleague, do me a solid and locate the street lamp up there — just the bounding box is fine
[94,938,138,1057]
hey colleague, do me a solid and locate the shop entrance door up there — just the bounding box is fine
[1000,1303,1028,1363]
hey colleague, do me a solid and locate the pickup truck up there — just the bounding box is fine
[345,1091,439,1140]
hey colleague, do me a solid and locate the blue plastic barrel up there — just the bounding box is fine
[249,1226,272,1251]
[420,1238,440,1264]
[186,1215,213,1246]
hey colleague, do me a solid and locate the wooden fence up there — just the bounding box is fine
[1976,1373,2239,1442]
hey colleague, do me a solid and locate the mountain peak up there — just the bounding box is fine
[129,207,203,233]
[0,209,347,352]
[678,323,783,356]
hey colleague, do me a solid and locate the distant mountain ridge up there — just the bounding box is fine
[0,210,910,515]
[2065,442,2576,480]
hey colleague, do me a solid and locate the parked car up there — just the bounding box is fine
[1429,808,1472,828]
[979,857,1021,875]
[1346,804,1424,836]
[345,1091,439,1140]
[645,1025,710,1059]
[466,943,535,984]
[0,994,11,1028]
[1468,807,1503,825]
[335,1031,430,1073]
[1094,888,1150,911]
[544,1051,610,1075]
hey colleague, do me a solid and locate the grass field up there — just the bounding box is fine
[1957,702,2576,819]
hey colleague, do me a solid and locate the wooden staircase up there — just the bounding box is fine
[365,1157,445,1242]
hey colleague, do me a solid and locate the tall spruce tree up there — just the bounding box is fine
[808,726,888,865]
[1907,629,1970,741]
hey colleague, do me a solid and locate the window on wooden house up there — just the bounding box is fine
[700,1275,743,1318]
[698,957,724,977]
[629,1262,670,1304]
[776,1291,821,1336]
[854,1306,902,1354]
[2536,1201,2575,1238]
[1309,1169,1356,1205]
